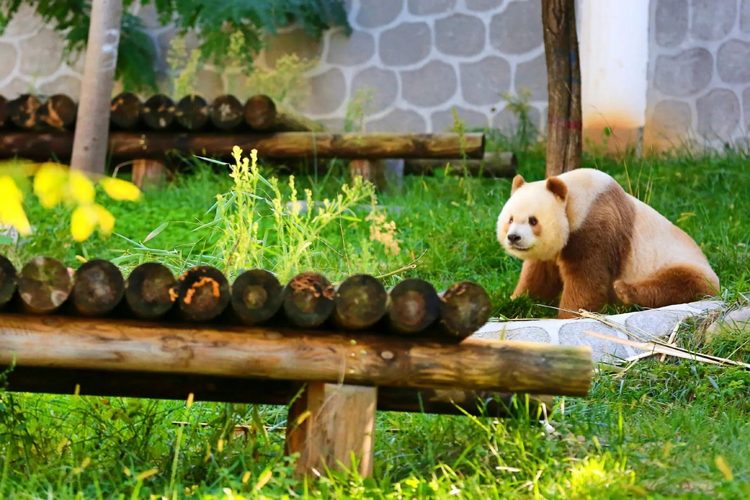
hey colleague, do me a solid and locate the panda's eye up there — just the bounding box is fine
[509,216,514,223]
[529,216,538,226]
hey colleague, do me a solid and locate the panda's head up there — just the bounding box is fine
[496,174,570,261]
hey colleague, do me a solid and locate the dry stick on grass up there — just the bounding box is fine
[0,255,17,308]
[385,278,441,335]
[282,272,335,328]
[331,274,388,330]
[176,266,231,322]
[230,269,284,326]
[124,262,178,320]
[17,256,73,314]
[71,259,125,316]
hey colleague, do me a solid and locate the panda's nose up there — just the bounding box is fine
[507,233,521,243]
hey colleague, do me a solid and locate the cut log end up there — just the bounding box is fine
[333,274,387,330]
[209,95,244,131]
[125,262,177,320]
[72,259,125,316]
[386,278,440,334]
[38,94,77,130]
[142,94,176,131]
[110,92,143,130]
[175,94,209,131]
[438,282,493,339]
[0,255,17,307]
[0,95,7,128]
[230,269,284,326]
[17,256,73,314]
[243,94,276,130]
[9,94,42,130]
[283,272,335,328]
[177,266,231,322]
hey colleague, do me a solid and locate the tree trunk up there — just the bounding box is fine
[542,0,582,178]
[70,0,123,174]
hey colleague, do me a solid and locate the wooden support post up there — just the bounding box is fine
[70,0,123,174]
[542,0,582,178]
[285,382,377,477]
[132,158,167,190]
[350,159,387,191]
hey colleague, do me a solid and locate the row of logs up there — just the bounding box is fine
[0,93,323,134]
[0,255,493,340]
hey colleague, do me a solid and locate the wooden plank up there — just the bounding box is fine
[0,314,592,396]
[350,159,387,191]
[285,382,377,477]
[131,158,167,190]
[403,151,517,178]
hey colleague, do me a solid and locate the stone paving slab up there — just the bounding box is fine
[472,300,726,363]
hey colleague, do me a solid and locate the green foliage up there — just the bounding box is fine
[0,0,350,93]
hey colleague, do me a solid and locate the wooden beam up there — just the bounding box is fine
[70,0,123,174]
[0,132,485,162]
[0,315,592,396]
[403,151,517,178]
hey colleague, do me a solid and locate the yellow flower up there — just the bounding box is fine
[95,204,115,236]
[99,176,142,201]
[0,176,31,236]
[68,170,96,204]
[70,204,98,242]
[33,163,68,208]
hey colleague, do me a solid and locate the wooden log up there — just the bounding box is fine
[71,259,125,316]
[282,272,335,328]
[0,315,594,396]
[16,256,73,314]
[0,132,486,161]
[243,94,325,132]
[0,366,554,417]
[332,274,387,330]
[350,159,387,191]
[385,278,440,335]
[285,382,377,477]
[0,95,8,128]
[403,151,518,178]
[176,265,231,322]
[37,94,77,130]
[8,94,42,130]
[208,94,244,131]
[110,92,142,130]
[124,262,177,320]
[542,0,582,177]
[142,94,176,130]
[437,282,494,339]
[174,94,209,131]
[230,269,284,326]
[131,158,167,190]
[0,255,17,308]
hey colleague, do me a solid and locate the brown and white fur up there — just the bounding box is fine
[496,168,720,319]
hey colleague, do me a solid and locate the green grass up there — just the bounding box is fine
[1,143,750,498]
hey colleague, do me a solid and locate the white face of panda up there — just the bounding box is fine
[496,181,570,262]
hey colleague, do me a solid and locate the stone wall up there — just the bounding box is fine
[645,0,750,149]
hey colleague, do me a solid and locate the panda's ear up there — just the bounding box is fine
[511,174,525,194]
[546,177,568,201]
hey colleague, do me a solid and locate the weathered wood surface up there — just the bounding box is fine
[243,94,325,132]
[286,382,377,477]
[437,282,494,339]
[16,257,73,314]
[403,151,517,178]
[110,92,142,130]
[38,94,77,130]
[71,259,125,316]
[230,269,284,326]
[0,132,485,161]
[350,159,387,191]
[124,262,177,320]
[0,315,593,396]
[209,94,244,131]
[385,278,440,334]
[176,266,231,322]
[8,94,42,130]
[283,272,335,328]
[0,366,554,417]
[0,255,17,308]
[332,274,387,330]
[175,94,209,131]
[0,95,7,128]
[142,94,176,130]
[131,159,167,190]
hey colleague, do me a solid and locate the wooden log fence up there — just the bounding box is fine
[0,254,592,477]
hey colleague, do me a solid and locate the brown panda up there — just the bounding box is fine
[496,168,720,319]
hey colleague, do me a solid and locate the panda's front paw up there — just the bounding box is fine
[613,280,635,305]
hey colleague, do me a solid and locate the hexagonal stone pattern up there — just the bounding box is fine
[435,14,485,57]
[19,28,64,77]
[0,42,18,82]
[649,100,693,137]
[690,0,736,41]
[38,75,81,99]
[305,68,347,115]
[460,56,511,106]
[327,30,375,66]
[558,321,631,362]
[407,0,456,15]
[0,77,34,98]
[264,29,322,68]
[653,49,713,97]
[742,0,750,33]
[356,0,403,28]
[431,106,488,132]
[351,67,399,114]
[717,40,750,84]
[379,22,432,66]
[401,61,457,107]
[489,0,542,55]
[492,105,542,134]
[515,53,548,101]
[2,5,42,37]
[466,0,503,11]
[366,108,427,132]
[655,0,688,48]
[696,89,740,140]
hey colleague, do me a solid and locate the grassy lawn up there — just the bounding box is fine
[0,140,749,498]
